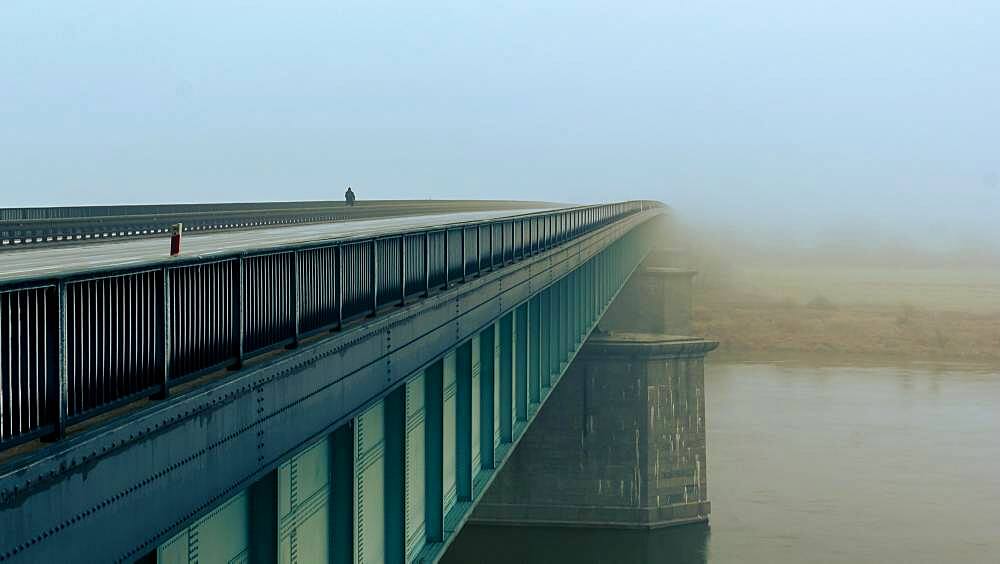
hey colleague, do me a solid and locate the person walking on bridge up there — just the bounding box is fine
[345,186,357,206]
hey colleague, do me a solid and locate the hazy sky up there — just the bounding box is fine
[2,2,997,247]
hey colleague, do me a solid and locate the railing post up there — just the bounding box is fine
[49,282,68,440]
[369,239,379,317]
[335,245,344,330]
[525,218,531,256]
[423,232,431,298]
[443,229,450,289]
[291,251,300,347]
[234,256,245,369]
[526,218,531,256]
[501,222,507,264]
[519,219,524,259]
[513,220,519,260]
[489,223,495,271]
[532,217,537,255]
[154,267,171,400]
[460,227,467,282]
[399,235,407,306]
[476,225,482,276]
[510,220,515,262]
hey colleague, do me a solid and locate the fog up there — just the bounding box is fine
[2,1,997,251]
[3,6,999,561]
[675,214,1000,273]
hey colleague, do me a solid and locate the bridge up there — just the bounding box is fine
[0,199,716,563]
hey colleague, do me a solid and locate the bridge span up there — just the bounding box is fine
[0,200,715,563]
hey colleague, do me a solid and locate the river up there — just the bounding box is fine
[443,360,1000,563]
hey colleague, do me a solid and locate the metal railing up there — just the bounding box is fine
[0,201,661,451]
[0,200,552,249]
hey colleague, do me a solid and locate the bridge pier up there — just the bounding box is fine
[471,249,718,529]
[470,334,716,529]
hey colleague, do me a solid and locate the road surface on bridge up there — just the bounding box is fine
[0,207,554,283]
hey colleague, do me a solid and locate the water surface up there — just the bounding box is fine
[444,361,1000,563]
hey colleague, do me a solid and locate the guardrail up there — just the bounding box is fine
[0,200,552,249]
[0,201,662,452]
[2,200,369,221]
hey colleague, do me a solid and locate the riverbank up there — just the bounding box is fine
[693,286,1000,364]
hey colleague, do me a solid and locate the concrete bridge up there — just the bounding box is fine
[0,200,716,563]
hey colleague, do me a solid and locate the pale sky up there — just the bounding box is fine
[2,1,997,247]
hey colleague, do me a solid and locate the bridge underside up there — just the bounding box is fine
[1,211,659,563]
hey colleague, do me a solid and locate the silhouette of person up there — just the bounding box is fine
[345,186,356,206]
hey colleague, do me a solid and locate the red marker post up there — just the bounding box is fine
[170,223,183,256]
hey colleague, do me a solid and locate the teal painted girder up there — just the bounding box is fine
[152,223,651,564]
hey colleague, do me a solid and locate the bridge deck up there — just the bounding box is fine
[0,208,552,283]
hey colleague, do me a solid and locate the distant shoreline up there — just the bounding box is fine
[693,286,1000,366]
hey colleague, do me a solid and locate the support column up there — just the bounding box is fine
[562,277,571,364]
[404,373,427,561]
[548,285,559,381]
[498,314,513,444]
[479,326,497,471]
[529,296,541,407]
[248,470,277,564]
[472,241,718,530]
[331,425,354,564]
[354,401,386,564]
[384,387,406,564]
[514,303,528,424]
[456,340,474,502]
[539,291,551,391]
[472,335,717,529]
[424,361,444,544]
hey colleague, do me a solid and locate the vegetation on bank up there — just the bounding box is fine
[693,287,1000,364]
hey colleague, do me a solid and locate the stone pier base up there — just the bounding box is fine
[472,333,718,529]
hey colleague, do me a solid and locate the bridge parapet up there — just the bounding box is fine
[0,200,553,249]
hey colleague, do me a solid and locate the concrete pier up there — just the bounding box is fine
[473,246,718,529]
[597,251,697,336]
[472,333,717,528]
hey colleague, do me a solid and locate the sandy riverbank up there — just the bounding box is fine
[692,271,1000,365]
